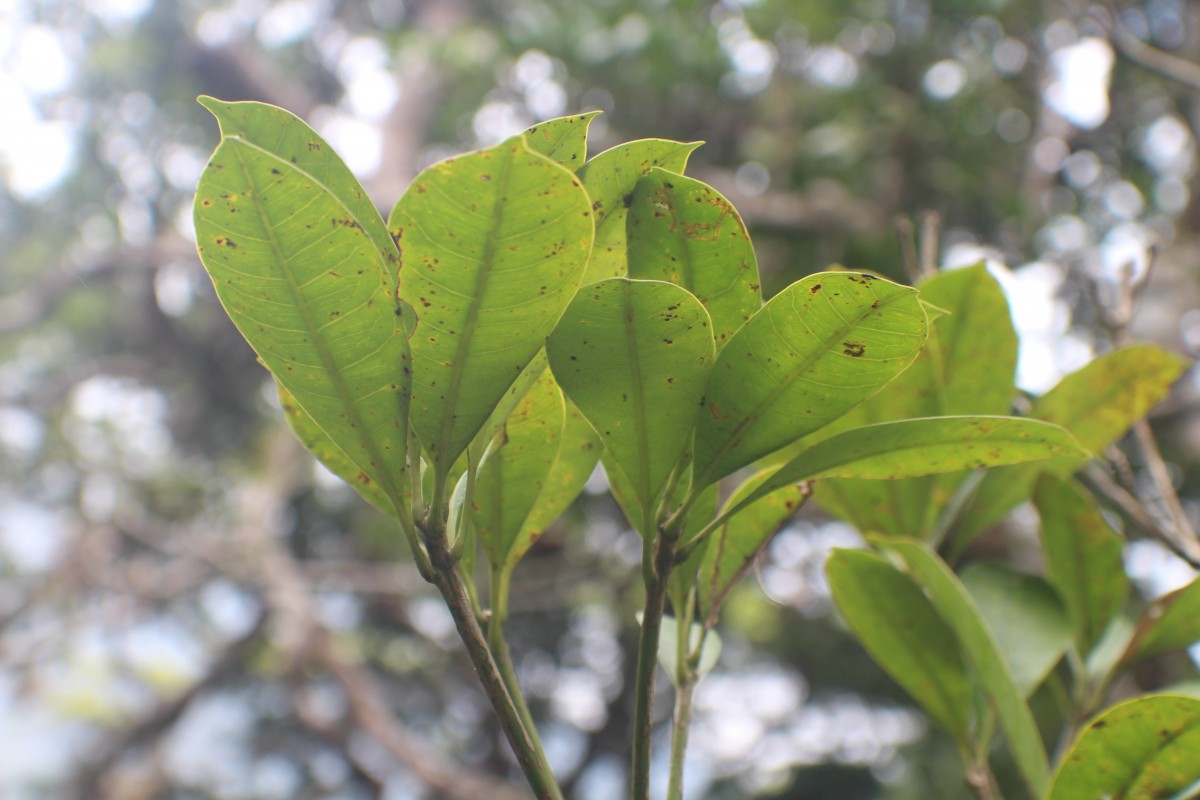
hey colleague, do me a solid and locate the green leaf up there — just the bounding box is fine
[697,470,807,622]
[521,112,601,171]
[520,396,602,548]
[956,344,1189,550]
[389,136,594,476]
[194,98,410,510]
[813,263,1018,539]
[1047,695,1200,800]
[277,381,393,515]
[578,139,702,283]
[626,169,761,348]
[463,349,550,470]
[1033,475,1130,654]
[919,263,1019,416]
[197,97,400,282]
[602,451,645,535]
[546,278,715,525]
[1127,578,1200,664]
[877,537,1051,797]
[692,272,928,488]
[655,615,722,687]
[960,563,1072,696]
[825,548,973,746]
[474,368,566,570]
[736,416,1084,516]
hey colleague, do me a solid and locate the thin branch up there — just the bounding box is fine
[1103,4,1200,90]
[895,215,921,284]
[919,210,941,279]
[1090,253,1200,565]
[66,613,268,800]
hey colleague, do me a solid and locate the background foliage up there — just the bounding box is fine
[3,0,1200,797]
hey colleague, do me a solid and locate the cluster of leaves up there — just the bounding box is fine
[822,265,1200,798]
[191,97,1181,799]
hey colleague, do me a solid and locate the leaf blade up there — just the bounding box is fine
[547,278,715,520]
[814,263,1018,538]
[1047,695,1200,800]
[578,139,701,283]
[474,368,566,569]
[956,344,1189,549]
[692,272,928,488]
[626,168,761,348]
[826,548,973,745]
[390,137,594,474]
[194,114,410,508]
[521,112,601,171]
[878,538,1051,796]
[960,562,1072,696]
[1033,475,1130,654]
[740,416,1084,513]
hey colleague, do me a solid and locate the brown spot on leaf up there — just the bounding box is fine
[843,341,866,357]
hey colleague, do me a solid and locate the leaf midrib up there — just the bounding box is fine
[228,140,404,506]
[431,142,516,476]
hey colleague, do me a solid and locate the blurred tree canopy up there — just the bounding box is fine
[1,0,1199,797]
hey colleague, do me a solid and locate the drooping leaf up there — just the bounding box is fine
[877,538,1050,796]
[626,168,761,349]
[277,381,392,515]
[955,344,1189,550]
[389,137,594,476]
[655,615,722,687]
[960,563,1072,696]
[474,368,566,570]
[521,112,601,171]
[697,470,807,622]
[1047,695,1200,800]
[1125,578,1200,664]
[578,139,701,283]
[546,278,715,527]
[733,417,1084,517]
[692,272,928,489]
[813,263,1018,539]
[826,548,973,746]
[194,98,410,510]
[1033,475,1130,654]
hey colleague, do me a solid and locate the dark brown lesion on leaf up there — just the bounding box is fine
[215,237,237,248]
[306,141,321,151]
[843,341,866,357]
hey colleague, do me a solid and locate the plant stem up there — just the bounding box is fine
[667,590,699,800]
[667,679,696,800]
[423,519,562,799]
[489,565,562,799]
[632,529,679,800]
